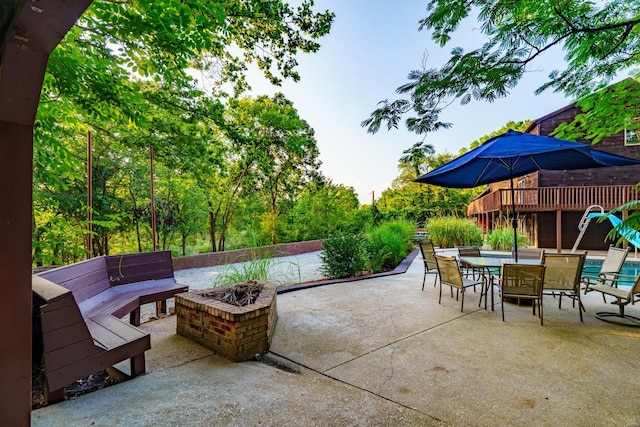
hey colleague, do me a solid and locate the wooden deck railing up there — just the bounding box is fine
[467,185,639,216]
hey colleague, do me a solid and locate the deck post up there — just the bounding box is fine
[0,0,94,423]
[0,121,33,425]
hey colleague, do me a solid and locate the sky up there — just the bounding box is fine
[243,0,572,204]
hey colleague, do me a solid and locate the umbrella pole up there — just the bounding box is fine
[510,174,518,262]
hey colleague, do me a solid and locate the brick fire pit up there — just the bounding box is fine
[175,282,277,362]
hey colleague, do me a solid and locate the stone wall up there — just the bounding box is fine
[172,240,323,270]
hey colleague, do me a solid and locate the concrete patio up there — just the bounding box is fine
[32,253,640,426]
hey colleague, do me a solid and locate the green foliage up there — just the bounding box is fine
[213,257,274,286]
[486,227,527,251]
[320,220,416,278]
[398,142,435,177]
[364,1,640,144]
[32,215,89,266]
[32,0,334,261]
[213,249,302,286]
[223,93,321,245]
[376,161,482,223]
[603,200,640,247]
[288,180,361,241]
[426,217,483,248]
[363,219,416,272]
[319,232,366,279]
[552,78,640,143]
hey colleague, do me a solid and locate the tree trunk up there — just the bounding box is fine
[209,201,220,252]
[130,189,142,252]
[270,191,278,245]
[135,221,142,252]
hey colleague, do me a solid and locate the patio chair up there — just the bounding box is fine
[434,255,485,312]
[582,245,629,301]
[457,245,482,281]
[419,240,439,290]
[512,247,543,260]
[541,251,587,321]
[589,273,640,326]
[500,264,546,325]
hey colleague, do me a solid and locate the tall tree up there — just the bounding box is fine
[225,93,321,244]
[289,179,361,241]
[363,1,640,144]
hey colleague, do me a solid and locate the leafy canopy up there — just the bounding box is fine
[363,1,640,144]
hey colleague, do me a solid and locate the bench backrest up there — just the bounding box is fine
[32,276,101,392]
[105,250,175,286]
[38,257,110,304]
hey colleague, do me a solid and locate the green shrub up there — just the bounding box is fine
[426,217,483,248]
[363,219,416,272]
[486,227,527,251]
[320,232,366,279]
[363,235,392,273]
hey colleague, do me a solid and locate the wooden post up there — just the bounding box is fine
[0,121,34,425]
[87,130,93,258]
[150,145,157,251]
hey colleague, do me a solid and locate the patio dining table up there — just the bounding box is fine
[459,256,542,310]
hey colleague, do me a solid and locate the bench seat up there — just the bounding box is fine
[79,278,188,324]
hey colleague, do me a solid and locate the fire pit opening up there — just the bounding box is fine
[200,281,264,307]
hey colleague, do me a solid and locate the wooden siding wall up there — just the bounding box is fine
[537,106,640,187]
[536,212,614,250]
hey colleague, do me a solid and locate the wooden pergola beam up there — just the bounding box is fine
[0,0,93,424]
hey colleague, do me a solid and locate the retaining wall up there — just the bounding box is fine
[172,240,323,271]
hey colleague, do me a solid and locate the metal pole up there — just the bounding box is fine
[87,131,93,258]
[510,173,518,262]
[150,145,157,251]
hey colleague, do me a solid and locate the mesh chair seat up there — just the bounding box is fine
[582,246,629,301]
[434,255,485,312]
[542,251,587,322]
[501,264,546,325]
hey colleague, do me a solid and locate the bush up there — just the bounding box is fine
[363,219,416,272]
[486,227,527,251]
[320,220,416,278]
[426,217,483,248]
[320,232,366,279]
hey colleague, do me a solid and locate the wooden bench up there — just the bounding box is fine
[33,251,188,402]
[39,250,188,326]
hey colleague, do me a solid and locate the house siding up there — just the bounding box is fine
[469,93,640,251]
[536,212,615,250]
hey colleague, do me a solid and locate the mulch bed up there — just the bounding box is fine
[201,281,264,306]
[31,360,120,410]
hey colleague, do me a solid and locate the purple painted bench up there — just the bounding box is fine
[33,251,188,402]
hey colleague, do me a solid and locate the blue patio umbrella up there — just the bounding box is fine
[416,130,640,260]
